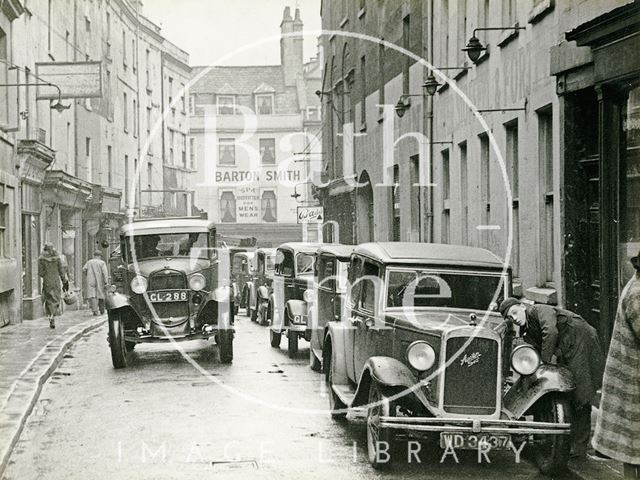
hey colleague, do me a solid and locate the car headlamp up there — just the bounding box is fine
[303,288,314,303]
[406,341,436,371]
[511,344,541,376]
[130,275,147,294]
[189,273,206,291]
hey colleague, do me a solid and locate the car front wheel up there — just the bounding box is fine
[532,393,572,475]
[269,328,281,348]
[287,330,298,358]
[367,382,395,469]
[218,330,233,363]
[108,311,128,369]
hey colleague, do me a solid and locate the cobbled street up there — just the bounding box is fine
[2,313,564,480]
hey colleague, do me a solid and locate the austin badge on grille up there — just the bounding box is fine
[460,351,482,367]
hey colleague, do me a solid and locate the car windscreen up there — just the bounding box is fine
[296,253,315,275]
[265,254,275,271]
[125,232,209,261]
[386,268,506,311]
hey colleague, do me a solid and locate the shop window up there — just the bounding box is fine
[220,191,236,223]
[218,138,235,165]
[260,138,276,165]
[255,94,274,115]
[261,190,277,222]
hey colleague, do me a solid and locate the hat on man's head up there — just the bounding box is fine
[632,250,640,271]
[498,297,521,317]
[93,250,103,257]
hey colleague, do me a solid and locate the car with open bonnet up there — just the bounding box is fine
[106,218,234,368]
[324,242,575,474]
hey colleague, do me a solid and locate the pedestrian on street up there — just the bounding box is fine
[498,297,605,459]
[592,250,640,479]
[83,250,109,316]
[38,242,69,329]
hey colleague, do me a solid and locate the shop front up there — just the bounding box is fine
[554,1,640,346]
[17,140,54,320]
[42,170,92,305]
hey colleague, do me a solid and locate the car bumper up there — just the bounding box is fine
[378,416,571,436]
[288,324,307,333]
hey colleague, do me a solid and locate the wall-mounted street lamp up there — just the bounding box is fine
[395,67,471,117]
[462,26,526,63]
[0,81,70,112]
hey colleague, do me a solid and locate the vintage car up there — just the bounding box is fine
[308,244,355,371]
[245,247,276,324]
[268,242,324,357]
[106,218,234,368]
[324,242,575,474]
[231,251,255,315]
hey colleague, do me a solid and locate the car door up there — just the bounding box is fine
[353,260,381,381]
[273,248,293,330]
[344,255,364,383]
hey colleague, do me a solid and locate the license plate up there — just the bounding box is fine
[440,432,511,450]
[148,290,188,302]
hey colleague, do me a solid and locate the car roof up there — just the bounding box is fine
[354,242,505,269]
[235,251,255,258]
[120,218,214,236]
[277,242,325,254]
[316,244,355,260]
[257,247,276,255]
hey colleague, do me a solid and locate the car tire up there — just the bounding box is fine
[287,331,299,358]
[270,328,281,348]
[367,381,395,469]
[309,348,322,372]
[260,301,271,327]
[108,311,128,369]
[125,341,136,352]
[532,393,572,475]
[325,344,347,421]
[218,330,234,364]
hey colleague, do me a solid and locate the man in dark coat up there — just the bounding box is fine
[38,242,69,329]
[499,297,605,459]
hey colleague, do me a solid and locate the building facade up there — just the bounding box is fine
[318,0,638,346]
[7,0,192,322]
[190,6,322,246]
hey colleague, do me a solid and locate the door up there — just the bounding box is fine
[352,260,381,381]
[273,248,293,331]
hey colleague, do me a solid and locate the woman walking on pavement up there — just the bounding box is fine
[38,242,69,329]
[593,250,640,479]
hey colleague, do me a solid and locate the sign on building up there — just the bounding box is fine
[297,206,324,224]
[36,61,103,99]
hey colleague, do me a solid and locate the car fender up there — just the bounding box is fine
[324,322,350,386]
[351,356,431,409]
[105,292,131,310]
[503,364,576,419]
[285,299,307,322]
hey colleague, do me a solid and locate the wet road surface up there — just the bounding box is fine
[3,313,575,480]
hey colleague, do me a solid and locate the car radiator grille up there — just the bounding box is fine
[148,270,187,291]
[442,336,499,415]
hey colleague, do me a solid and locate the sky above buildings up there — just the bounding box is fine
[143,0,322,66]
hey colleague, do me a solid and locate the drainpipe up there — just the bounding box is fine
[425,0,435,243]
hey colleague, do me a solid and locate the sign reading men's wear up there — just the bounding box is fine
[297,206,323,224]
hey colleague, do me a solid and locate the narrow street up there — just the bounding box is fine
[2,313,558,480]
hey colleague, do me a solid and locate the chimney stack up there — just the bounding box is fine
[280,6,303,87]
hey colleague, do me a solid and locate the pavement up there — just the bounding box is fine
[0,309,106,477]
[0,309,626,480]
